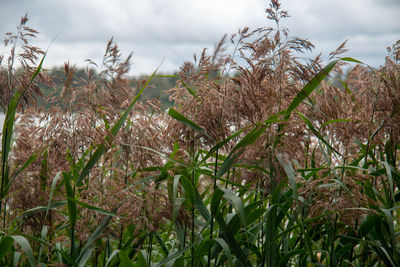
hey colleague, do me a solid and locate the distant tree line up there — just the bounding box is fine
[36,66,179,110]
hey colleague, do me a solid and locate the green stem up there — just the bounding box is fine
[208,146,219,267]
[190,133,195,267]
[148,232,153,266]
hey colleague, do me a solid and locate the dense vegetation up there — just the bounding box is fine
[1,1,400,266]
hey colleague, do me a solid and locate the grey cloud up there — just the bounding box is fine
[377,0,400,6]
[1,0,398,74]
[286,0,399,33]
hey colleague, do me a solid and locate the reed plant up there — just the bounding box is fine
[1,1,399,266]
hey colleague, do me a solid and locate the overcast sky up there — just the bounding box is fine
[1,0,399,75]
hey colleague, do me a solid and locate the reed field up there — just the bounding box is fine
[1,1,400,266]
